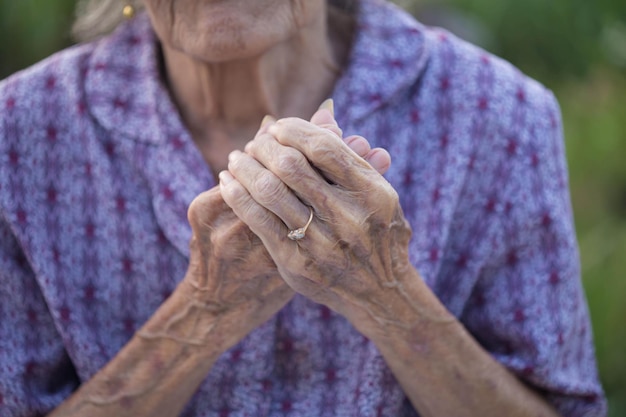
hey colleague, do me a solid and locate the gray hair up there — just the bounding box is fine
[72,0,144,42]
[72,0,358,43]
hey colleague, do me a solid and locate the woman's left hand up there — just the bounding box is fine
[219,112,422,336]
[220,110,564,417]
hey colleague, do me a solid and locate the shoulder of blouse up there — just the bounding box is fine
[0,41,98,222]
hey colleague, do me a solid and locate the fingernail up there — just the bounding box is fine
[219,170,234,185]
[260,114,276,129]
[319,98,334,116]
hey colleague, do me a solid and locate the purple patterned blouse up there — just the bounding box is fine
[0,1,606,416]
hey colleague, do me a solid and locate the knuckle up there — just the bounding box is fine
[278,116,306,127]
[275,149,307,178]
[253,172,283,204]
[220,180,249,209]
[309,140,340,165]
[238,199,258,223]
[228,152,251,174]
[239,201,275,234]
[273,118,310,143]
[187,199,203,228]
[370,181,401,215]
[384,182,401,206]
[262,186,289,209]
[256,210,276,230]
[257,174,288,208]
[321,124,343,138]
[247,133,269,155]
[187,189,220,227]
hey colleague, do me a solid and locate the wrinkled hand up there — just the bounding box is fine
[183,186,291,347]
[182,104,392,348]
[220,108,416,336]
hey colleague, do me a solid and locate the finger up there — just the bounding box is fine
[364,148,391,175]
[310,99,342,138]
[218,170,285,243]
[187,186,223,223]
[344,135,371,159]
[249,129,390,177]
[313,101,392,175]
[245,131,337,207]
[343,138,391,175]
[267,118,375,189]
[219,170,318,254]
[345,135,394,175]
[226,149,313,231]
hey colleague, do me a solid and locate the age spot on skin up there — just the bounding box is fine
[409,338,431,356]
[407,322,435,357]
[151,354,165,373]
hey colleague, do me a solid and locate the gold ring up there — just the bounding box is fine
[287,207,314,241]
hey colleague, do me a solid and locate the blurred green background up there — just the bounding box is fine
[0,0,624,415]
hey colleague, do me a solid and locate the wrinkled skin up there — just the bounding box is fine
[183,107,394,341]
[183,187,293,347]
[142,0,327,62]
[219,110,417,335]
[50,111,563,417]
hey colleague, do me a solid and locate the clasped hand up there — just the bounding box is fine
[183,104,415,347]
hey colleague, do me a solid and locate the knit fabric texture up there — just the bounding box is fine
[0,0,606,415]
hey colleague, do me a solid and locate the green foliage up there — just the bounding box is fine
[432,1,626,412]
[0,0,75,78]
[0,0,624,415]
[440,0,626,80]
[560,70,626,415]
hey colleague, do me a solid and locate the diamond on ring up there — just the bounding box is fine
[288,208,314,241]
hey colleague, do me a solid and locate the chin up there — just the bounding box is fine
[174,36,274,63]
[171,23,290,63]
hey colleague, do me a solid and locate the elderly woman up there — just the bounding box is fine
[0,0,606,416]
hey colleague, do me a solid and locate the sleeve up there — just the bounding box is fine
[0,212,80,415]
[459,89,607,417]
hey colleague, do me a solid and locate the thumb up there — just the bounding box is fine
[310,98,342,138]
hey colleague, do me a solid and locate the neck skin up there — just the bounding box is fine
[161,4,351,169]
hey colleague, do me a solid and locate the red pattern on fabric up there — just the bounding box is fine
[0,1,606,416]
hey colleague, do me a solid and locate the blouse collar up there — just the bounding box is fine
[84,0,431,144]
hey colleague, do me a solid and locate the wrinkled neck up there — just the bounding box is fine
[161,5,348,141]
